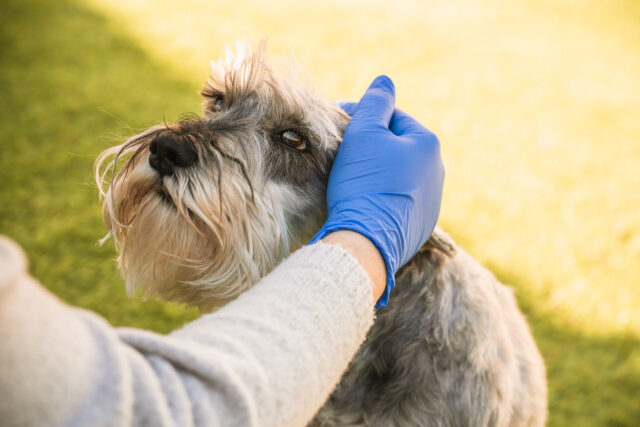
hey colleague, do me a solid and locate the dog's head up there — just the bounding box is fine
[96,42,349,310]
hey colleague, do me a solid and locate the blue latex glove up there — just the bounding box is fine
[309,75,445,309]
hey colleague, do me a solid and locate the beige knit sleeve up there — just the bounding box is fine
[0,237,375,427]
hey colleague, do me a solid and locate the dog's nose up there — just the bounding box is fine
[148,134,197,176]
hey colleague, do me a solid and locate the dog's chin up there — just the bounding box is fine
[107,186,292,311]
[102,160,311,311]
[112,195,209,305]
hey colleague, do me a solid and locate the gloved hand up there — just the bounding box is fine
[309,76,445,309]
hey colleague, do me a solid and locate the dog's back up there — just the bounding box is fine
[311,228,547,427]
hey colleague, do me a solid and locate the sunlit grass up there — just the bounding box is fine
[1,0,638,425]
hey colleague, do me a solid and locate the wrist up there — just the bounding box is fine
[322,230,387,301]
[319,231,386,303]
[309,208,401,308]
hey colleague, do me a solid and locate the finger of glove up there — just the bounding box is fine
[389,108,431,137]
[350,75,396,131]
[336,101,358,117]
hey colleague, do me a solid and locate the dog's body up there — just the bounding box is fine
[312,237,546,426]
[96,42,546,426]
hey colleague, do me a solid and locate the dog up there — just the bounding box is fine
[95,42,547,426]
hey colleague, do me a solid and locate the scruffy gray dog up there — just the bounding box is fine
[96,42,547,426]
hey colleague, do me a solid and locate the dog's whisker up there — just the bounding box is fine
[208,147,225,216]
[217,149,255,204]
[98,230,113,246]
[157,249,209,266]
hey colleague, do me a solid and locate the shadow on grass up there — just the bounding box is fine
[0,0,638,425]
[487,263,640,427]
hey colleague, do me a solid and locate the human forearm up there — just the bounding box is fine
[321,230,386,301]
[0,237,375,427]
[164,241,375,426]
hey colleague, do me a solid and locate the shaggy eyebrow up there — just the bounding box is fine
[201,86,224,99]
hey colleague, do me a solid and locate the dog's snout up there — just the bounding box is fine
[149,134,197,176]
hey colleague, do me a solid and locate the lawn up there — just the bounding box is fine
[1,0,638,425]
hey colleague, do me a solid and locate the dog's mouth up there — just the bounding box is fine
[156,187,174,206]
[154,185,198,221]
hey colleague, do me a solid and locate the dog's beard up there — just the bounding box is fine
[97,135,301,311]
[94,42,348,311]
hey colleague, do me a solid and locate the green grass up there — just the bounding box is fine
[1,0,639,425]
[0,0,200,331]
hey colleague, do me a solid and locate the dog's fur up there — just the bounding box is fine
[96,42,547,426]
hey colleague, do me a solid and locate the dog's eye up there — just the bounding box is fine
[280,130,307,150]
[214,97,224,110]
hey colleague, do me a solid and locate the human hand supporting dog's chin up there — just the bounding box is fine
[312,75,445,308]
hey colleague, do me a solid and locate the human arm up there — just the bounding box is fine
[322,230,386,301]
[0,235,375,427]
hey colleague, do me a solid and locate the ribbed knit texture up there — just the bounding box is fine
[0,237,374,427]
